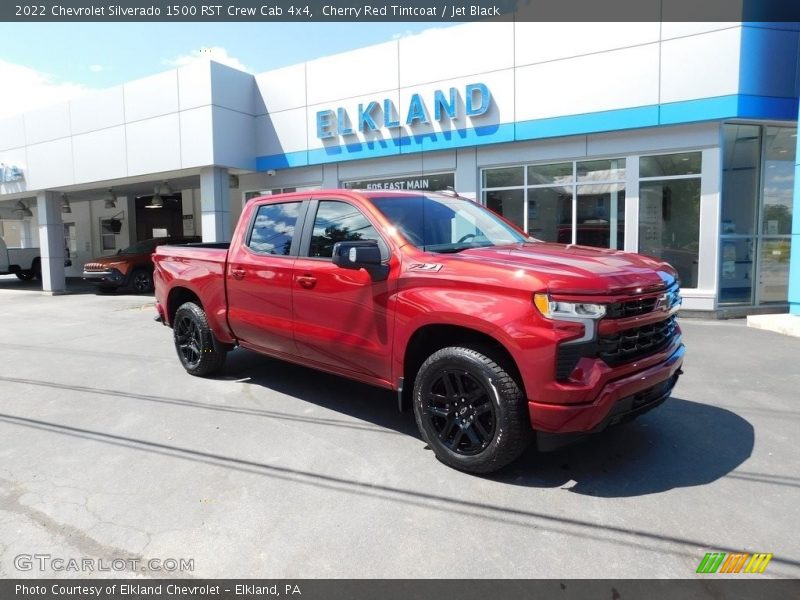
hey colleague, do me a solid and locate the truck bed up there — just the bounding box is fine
[152,243,230,334]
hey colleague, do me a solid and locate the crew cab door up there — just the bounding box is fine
[291,198,397,383]
[225,199,306,357]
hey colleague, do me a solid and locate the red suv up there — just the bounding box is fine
[83,237,200,293]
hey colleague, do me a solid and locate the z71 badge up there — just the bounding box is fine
[408,263,444,272]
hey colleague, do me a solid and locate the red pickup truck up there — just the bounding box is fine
[153,189,684,473]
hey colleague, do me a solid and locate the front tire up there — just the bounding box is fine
[173,302,227,376]
[413,346,530,474]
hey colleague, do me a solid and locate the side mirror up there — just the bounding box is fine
[332,241,388,281]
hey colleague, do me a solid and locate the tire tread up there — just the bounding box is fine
[173,301,227,377]
[413,345,530,474]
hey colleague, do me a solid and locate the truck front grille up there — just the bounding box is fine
[605,296,658,318]
[605,284,681,319]
[597,315,678,366]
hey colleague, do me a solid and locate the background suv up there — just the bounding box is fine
[83,236,200,293]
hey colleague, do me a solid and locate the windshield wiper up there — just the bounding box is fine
[433,243,493,254]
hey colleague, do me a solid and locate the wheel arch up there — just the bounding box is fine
[401,323,525,409]
[166,286,203,325]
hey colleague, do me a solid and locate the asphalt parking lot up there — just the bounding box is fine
[1,275,799,579]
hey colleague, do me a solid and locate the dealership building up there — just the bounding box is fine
[1,20,799,316]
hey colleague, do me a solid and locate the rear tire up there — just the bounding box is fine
[413,346,531,474]
[173,301,227,377]
[130,268,153,293]
[32,259,41,281]
[15,270,34,281]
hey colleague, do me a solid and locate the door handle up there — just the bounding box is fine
[230,268,246,280]
[297,274,317,289]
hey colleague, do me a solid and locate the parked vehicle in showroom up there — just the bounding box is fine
[83,236,200,293]
[153,190,683,473]
[0,236,42,280]
[0,236,69,280]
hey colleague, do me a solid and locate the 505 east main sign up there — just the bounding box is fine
[316,83,492,139]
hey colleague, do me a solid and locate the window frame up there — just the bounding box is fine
[636,150,704,290]
[481,156,627,247]
[99,217,117,251]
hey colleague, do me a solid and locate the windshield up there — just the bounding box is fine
[371,194,530,253]
[119,239,161,255]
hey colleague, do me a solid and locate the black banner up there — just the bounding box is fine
[3,580,800,600]
[3,0,800,22]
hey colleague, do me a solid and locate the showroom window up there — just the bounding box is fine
[482,159,626,248]
[100,218,117,250]
[638,151,702,289]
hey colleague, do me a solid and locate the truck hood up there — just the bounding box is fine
[453,243,676,295]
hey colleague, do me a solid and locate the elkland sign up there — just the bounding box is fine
[0,163,24,183]
[316,83,492,139]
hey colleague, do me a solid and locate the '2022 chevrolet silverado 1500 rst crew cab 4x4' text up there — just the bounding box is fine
[153,190,684,473]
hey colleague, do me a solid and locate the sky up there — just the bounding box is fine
[0,22,451,118]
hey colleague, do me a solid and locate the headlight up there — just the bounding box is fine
[534,293,606,320]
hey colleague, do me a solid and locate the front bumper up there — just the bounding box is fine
[82,269,124,286]
[529,342,684,434]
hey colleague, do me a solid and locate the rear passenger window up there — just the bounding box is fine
[248,202,300,255]
[309,201,385,259]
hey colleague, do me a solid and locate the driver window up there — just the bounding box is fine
[308,201,385,259]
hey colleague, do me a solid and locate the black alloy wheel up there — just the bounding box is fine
[413,346,531,474]
[423,369,496,455]
[174,312,203,370]
[130,269,153,293]
[172,301,227,376]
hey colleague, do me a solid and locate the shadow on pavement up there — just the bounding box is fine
[224,348,418,437]
[494,397,754,497]
[224,349,754,496]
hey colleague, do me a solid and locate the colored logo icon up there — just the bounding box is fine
[696,552,773,574]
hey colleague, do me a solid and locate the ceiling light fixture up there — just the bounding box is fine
[14,200,33,218]
[145,185,164,209]
[157,181,172,196]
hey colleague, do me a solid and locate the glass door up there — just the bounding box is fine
[720,125,761,305]
[720,124,796,306]
[756,126,794,305]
